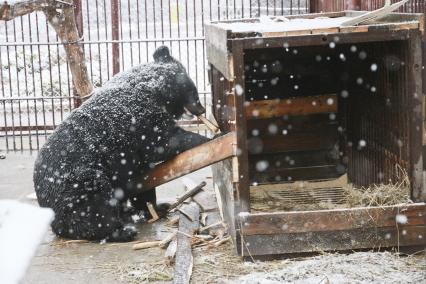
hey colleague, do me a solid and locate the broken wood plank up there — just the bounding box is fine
[132,241,161,250]
[245,95,337,120]
[165,238,177,265]
[142,132,237,190]
[146,202,160,223]
[173,202,200,284]
[168,181,206,212]
[159,231,177,248]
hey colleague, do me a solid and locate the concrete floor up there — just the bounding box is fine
[0,152,215,283]
[1,152,425,284]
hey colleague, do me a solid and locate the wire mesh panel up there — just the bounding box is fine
[0,0,309,151]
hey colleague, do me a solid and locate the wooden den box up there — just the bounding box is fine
[206,11,426,257]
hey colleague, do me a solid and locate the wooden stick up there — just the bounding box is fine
[199,221,224,233]
[159,231,177,248]
[168,181,206,212]
[166,215,180,226]
[146,202,160,223]
[132,240,162,250]
[197,115,220,133]
[141,132,237,190]
[173,202,200,284]
[165,238,177,265]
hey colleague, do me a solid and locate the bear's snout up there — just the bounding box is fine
[185,101,206,116]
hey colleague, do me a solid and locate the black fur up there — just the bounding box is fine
[34,46,209,241]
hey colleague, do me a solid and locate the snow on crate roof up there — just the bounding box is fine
[214,16,353,33]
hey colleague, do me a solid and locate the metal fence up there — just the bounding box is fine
[0,0,309,152]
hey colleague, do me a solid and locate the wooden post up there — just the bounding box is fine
[111,0,120,75]
[408,30,425,202]
[231,40,250,213]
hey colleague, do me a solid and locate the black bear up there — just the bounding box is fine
[34,46,209,241]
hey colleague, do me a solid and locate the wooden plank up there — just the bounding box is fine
[240,225,426,256]
[408,31,425,202]
[310,27,340,35]
[205,23,234,81]
[239,203,426,236]
[249,150,341,170]
[240,29,411,50]
[250,165,343,183]
[246,114,338,136]
[212,159,237,247]
[173,202,200,284]
[339,25,369,33]
[249,125,338,154]
[142,132,237,190]
[231,40,251,213]
[245,95,338,120]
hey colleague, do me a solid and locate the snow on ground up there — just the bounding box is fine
[0,200,54,284]
[228,251,426,284]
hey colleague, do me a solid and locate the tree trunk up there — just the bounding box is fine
[1,0,94,100]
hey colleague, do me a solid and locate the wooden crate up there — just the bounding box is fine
[206,11,426,256]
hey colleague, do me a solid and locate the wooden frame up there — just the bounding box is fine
[207,11,426,256]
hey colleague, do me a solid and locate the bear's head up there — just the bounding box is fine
[153,46,206,118]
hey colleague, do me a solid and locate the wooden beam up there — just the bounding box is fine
[168,182,206,212]
[245,95,338,120]
[241,225,426,256]
[173,202,200,284]
[239,203,426,236]
[142,132,237,190]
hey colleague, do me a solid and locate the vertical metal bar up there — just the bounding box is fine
[111,0,120,75]
[45,20,56,129]
[35,14,47,141]
[160,0,165,45]
[137,0,142,63]
[152,0,157,48]
[177,0,181,58]
[103,0,111,80]
[20,17,32,151]
[28,14,40,150]
[5,22,16,150]
[85,0,94,81]
[0,45,9,151]
[95,0,103,84]
[119,0,124,70]
[127,0,134,66]
[12,20,23,151]
[144,0,149,61]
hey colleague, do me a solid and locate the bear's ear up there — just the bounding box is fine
[153,46,172,63]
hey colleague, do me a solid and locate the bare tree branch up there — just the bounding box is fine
[0,0,93,100]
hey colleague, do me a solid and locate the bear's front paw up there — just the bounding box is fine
[107,225,137,242]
